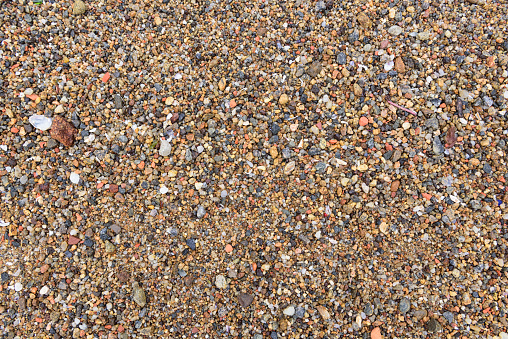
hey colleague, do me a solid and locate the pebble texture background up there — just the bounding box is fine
[1,0,508,338]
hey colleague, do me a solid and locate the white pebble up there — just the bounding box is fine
[29,115,53,131]
[283,306,295,316]
[160,185,168,194]
[384,61,394,71]
[70,172,80,184]
[159,139,172,157]
[14,282,23,292]
[40,285,49,295]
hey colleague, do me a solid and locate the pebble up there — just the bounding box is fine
[196,205,206,218]
[14,282,23,292]
[399,297,410,314]
[215,275,227,289]
[426,318,443,332]
[50,116,77,147]
[238,293,254,308]
[388,25,403,36]
[40,285,49,295]
[159,139,172,157]
[132,282,146,307]
[316,306,331,320]
[28,115,52,131]
[69,172,80,184]
[72,0,87,15]
[283,306,295,316]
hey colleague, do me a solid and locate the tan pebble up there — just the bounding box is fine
[379,222,389,234]
[279,93,289,105]
[284,161,295,175]
[154,16,162,25]
[316,306,331,320]
[72,0,86,15]
[470,158,480,166]
[54,105,65,114]
[218,78,226,91]
[353,83,362,96]
[357,12,372,28]
[269,145,278,158]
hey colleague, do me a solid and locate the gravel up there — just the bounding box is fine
[1,0,508,337]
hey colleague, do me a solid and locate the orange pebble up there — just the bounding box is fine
[102,72,110,83]
[359,116,369,126]
[371,327,382,339]
[422,193,432,200]
[225,244,233,253]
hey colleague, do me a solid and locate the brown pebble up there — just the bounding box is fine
[357,12,372,28]
[394,57,405,73]
[50,116,77,147]
[390,180,400,192]
[117,271,130,283]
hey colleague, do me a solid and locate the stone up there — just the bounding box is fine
[390,180,400,192]
[426,318,442,332]
[50,116,77,147]
[70,172,80,184]
[14,282,23,292]
[104,240,115,253]
[359,117,369,126]
[399,297,410,314]
[238,293,254,308]
[215,275,227,289]
[284,161,295,174]
[132,282,146,307]
[413,310,427,320]
[29,115,52,131]
[371,327,382,339]
[279,93,289,105]
[269,145,278,158]
[337,52,347,65]
[388,25,403,36]
[306,61,322,78]
[315,306,330,320]
[364,303,374,316]
[114,94,123,109]
[218,78,226,91]
[159,139,172,157]
[357,12,372,28]
[196,205,206,218]
[283,306,295,316]
[72,0,87,15]
[353,83,362,96]
[40,285,49,295]
[394,57,405,73]
[417,31,430,40]
[433,136,444,155]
